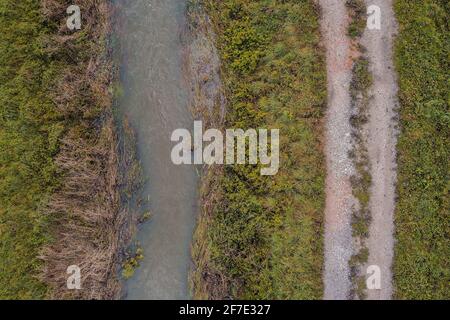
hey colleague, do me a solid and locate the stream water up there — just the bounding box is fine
[114,0,198,300]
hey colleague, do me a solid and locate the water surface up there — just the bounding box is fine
[115,0,198,300]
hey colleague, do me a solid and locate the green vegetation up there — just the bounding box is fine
[393,0,449,299]
[346,0,366,39]
[191,0,326,299]
[348,57,372,300]
[0,1,130,299]
[0,0,60,299]
[122,247,144,279]
[349,57,373,240]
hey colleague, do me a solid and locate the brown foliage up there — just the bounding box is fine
[39,0,131,299]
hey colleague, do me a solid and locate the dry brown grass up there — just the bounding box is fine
[184,2,231,299]
[38,0,134,299]
[190,166,231,299]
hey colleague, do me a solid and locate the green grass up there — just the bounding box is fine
[348,59,372,298]
[346,0,366,39]
[0,0,63,299]
[191,0,326,299]
[393,0,449,299]
[0,0,121,299]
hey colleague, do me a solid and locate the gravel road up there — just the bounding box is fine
[320,0,399,300]
[320,0,356,300]
[361,0,399,300]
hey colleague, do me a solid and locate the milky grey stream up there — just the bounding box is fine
[114,0,198,300]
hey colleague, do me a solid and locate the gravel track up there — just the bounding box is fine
[320,0,399,300]
[320,0,356,300]
[361,0,399,300]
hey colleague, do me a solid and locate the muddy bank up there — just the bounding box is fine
[184,1,227,299]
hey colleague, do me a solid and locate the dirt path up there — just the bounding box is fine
[361,0,399,300]
[320,0,399,300]
[320,0,356,300]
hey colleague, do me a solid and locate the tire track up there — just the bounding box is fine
[319,0,356,300]
[360,0,399,300]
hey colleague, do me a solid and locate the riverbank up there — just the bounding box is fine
[190,0,327,299]
[0,0,135,299]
